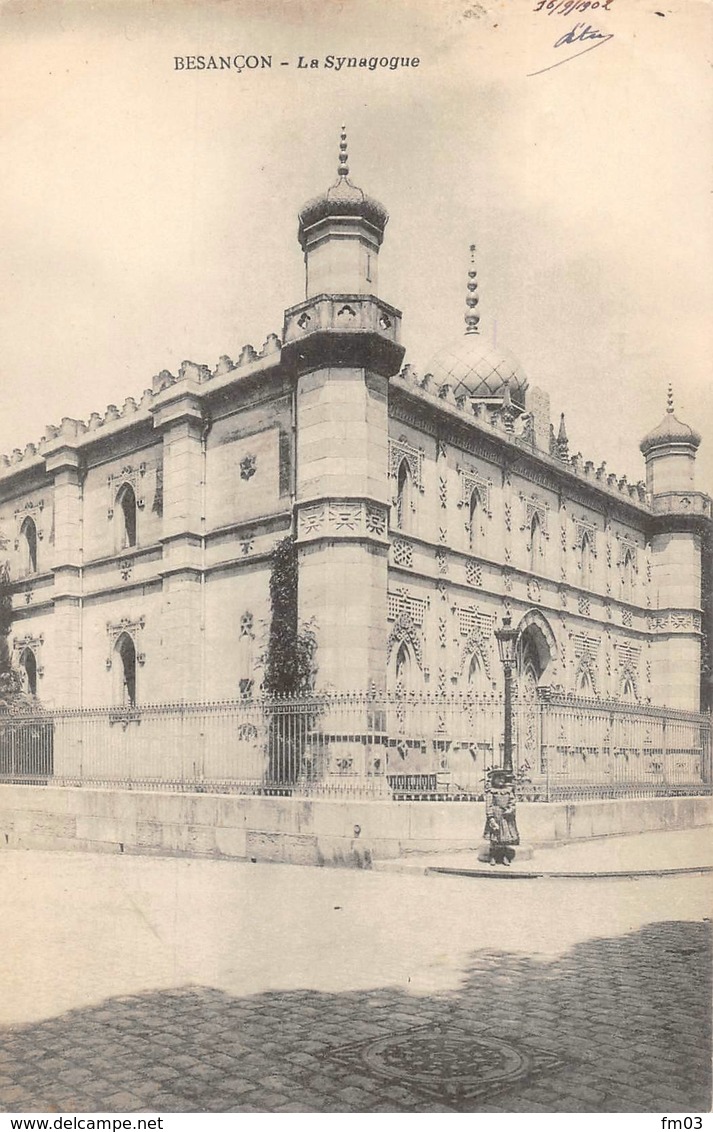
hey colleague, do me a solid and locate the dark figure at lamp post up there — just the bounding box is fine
[483,768,520,866]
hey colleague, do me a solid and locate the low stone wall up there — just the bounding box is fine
[0,786,712,867]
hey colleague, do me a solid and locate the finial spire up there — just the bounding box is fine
[338,125,349,178]
[465,243,480,334]
[667,383,674,414]
[557,412,569,459]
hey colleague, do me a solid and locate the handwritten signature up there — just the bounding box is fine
[554,22,613,47]
[529,21,613,76]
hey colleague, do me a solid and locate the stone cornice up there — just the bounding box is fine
[205,508,293,543]
[82,543,163,573]
[389,379,653,526]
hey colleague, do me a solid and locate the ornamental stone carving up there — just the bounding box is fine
[520,494,549,538]
[393,539,413,568]
[527,579,541,603]
[459,633,493,682]
[458,467,491,515]
[389,437,424,492]
[439,476,448,509]
[12,633,45,677]
[574,519,597,554]
[573,632,600,666]
[328,504,360,531]
[297,500,389,542]
[107,462,147,518]
[365,505,387,536]
[646,610,701,633]
[387,589,427,626]
[466,559,483,587]
[106,616,146,669]
[240,454,257,480]
[14,499,46,543]
[387,613,423,667]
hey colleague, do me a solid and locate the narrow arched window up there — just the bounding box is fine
[467,652,484,689]
[529,512,542,572]
[469,489,480,550]
[396,459,412,532]
[116,483,137,549]
[581,532,592,583]
[395,641,412,691]
[621,674,636,702]
[114,632,137,706]
[622,549,634,602]
[19,648,37,696]
[20,516,38,575]
[576,667,593,697]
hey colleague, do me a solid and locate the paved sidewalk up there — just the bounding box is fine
[0,849,710,1113]
[374,825,713,878]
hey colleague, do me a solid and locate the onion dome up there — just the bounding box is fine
[640,385,701,456]
[298,126,388,248]
[425,245,529,408]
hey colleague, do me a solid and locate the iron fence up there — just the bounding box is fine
[0,691,710,801]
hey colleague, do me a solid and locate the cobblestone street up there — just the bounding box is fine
[0,849,710,1113]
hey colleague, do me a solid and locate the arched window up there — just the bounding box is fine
[20,516,38,575]
[116,483,137,549]
[622,549,635,602]
[396,459,412,532]
[467,651,485,690]
[114,632,137,707]
[621,674,636,702]
[529,512,542,573]
[580,532,592,584]
[469,489,481,550]
[576,666,594,697]
[395,641,412,691]
[19,648,37,696]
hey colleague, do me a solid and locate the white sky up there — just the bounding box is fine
[1,0,711,490]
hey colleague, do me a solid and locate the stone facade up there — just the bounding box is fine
[1,136,710,713]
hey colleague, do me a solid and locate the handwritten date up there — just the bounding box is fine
[534,0,613,14]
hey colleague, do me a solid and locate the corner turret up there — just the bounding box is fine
[640,385,701,495]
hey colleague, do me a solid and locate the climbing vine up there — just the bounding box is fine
[0,561,32,711]
[263,535,318,696]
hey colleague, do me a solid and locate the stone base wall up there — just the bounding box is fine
[0,787,711,867]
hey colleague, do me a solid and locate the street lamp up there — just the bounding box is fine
[494,613,518,776]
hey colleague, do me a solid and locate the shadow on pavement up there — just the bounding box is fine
[0,918,710,1114]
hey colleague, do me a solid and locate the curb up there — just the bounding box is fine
[424,864,713,880]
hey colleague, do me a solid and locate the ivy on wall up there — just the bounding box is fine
[0,563,13,677]
[0,561,34,711]
[261,536,319,784]
[263,536,317,697]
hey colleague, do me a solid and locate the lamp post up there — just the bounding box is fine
[494,613,518,776]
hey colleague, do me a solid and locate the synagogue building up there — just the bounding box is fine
[1,130,710,786]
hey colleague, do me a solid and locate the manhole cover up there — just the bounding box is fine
[328,1024,567,1104]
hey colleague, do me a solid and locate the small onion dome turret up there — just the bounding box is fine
[298,126,388,249]
[425,244,529,409]
[640,385,701,457]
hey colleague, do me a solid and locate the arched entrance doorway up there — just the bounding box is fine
[513,609,556,776]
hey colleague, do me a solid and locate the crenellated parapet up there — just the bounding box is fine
[392,362,653,513]
[0,334,284,481]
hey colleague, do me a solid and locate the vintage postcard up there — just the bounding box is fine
[0,0,711,1121]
